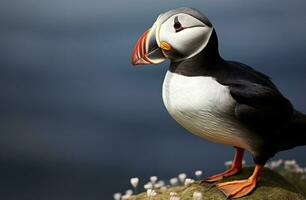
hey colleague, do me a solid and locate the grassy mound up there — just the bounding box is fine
[130,167,306,200]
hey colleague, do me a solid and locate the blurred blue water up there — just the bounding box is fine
[0,0,306,199]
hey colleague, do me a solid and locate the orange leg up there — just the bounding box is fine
[205,147,244,182]
[217,164,262,199]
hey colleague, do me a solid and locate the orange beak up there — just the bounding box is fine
[131,24,166,66]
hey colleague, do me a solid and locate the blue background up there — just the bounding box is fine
[0,0,306,199]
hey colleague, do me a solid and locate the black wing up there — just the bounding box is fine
[218,61,294,131]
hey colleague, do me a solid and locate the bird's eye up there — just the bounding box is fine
[174,16,184,32]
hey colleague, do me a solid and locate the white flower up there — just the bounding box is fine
[170,192,180,200]
[268,159,283,169]
[144,182,153,190]
[296,166,304,173]
[224,160,233,168]
[275,159,283,166]
[113,192,121,200]
[155,180,165,188]
[150,176,158,184]
[195,170,203,178]
[170,192,178,196]
[285,160,296,166]
[170,196,180,200]
[122,194,131,200]
[130,177,139,188]
[178,173,187,184]
[170,177,178,186]
[146,189,157,197]
[158,180,165,186]
[125,189,133,195]
[193,191,202,200]
[284,160,297,170]
[184,178,195,186]
[154,183,161,189]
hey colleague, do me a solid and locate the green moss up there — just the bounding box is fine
[130,167,306,200]
[277,169,306,197]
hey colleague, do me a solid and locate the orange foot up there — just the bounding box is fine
[205,166,241,182]
[217,165,262,199]
[205,147,244,182]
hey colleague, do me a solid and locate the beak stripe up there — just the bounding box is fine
[140,30,152,64]
[131,29,152,65]
[131,22,166,65]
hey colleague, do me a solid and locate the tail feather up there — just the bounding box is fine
[289,111,306,146]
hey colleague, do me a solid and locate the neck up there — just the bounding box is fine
[169,29,223,76]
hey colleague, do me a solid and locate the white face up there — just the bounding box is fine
[157,13,213,61]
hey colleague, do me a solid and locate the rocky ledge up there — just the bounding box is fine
[130,167,306,200]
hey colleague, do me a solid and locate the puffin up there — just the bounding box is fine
[131,7,306,198]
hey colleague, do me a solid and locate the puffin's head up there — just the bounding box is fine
[131,7,214,65]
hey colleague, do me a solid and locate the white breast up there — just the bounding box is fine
[162,71,255,151]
